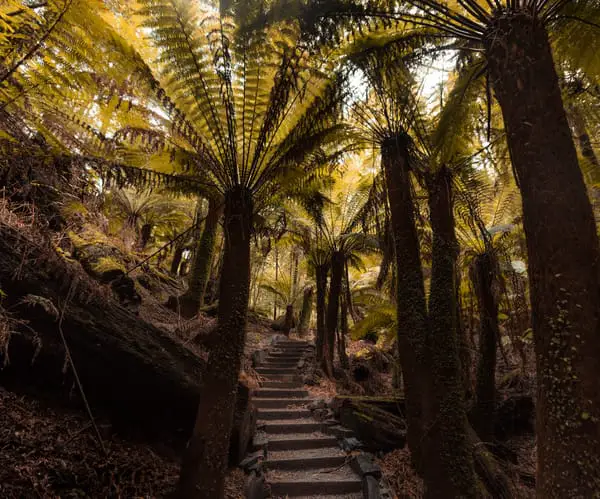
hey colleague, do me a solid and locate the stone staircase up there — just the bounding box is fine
[255,339,362,498]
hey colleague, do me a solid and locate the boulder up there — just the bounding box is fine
[252,349,268,368]
[240,450,265,473]
[339,437,363,452]
[351,453,382,479]
[245,471,268,499]
[362,475,382,499]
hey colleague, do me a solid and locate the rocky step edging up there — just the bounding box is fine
[242,337,396,498]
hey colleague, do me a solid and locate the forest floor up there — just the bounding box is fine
[0,297,274,498]
[0,385,246,498]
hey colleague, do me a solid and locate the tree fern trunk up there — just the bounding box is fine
[470,252,499,442]
[339,297,350,369]
[180,198,221,317]
[426,167,478,498]
[315,264,328,367]
[381,135,429,470]
[175,186,252,499]
[283,304,294,337]
[325,250,344,375]
[297,286,313,338]
[139,223,153,250]
[485,14,600,496]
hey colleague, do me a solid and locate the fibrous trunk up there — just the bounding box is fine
[180,198,221,318]
[175,186,253,499]
[471,251,499,442]
[283,304,294,337]
[426,167,478,498]
[315,263,330,374]
[325,250,344,375]
[338,297,350,369]
[381,135,429,469]
[297,286,313,338]
[139,223,152,250]
[485,14,600,496]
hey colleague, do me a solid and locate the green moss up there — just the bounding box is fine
[68,224,110,249]
[91,257,126,274]
[61,200,89,219]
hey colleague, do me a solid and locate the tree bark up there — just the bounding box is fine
[297,286,313,338]
[0,225,202,445]
[315,263,328,366]
[179,198,222,318]
[175,186,253,499]
[485,14,600,496]
[339,297,350,369]
[139,223,153,250]
[283,304,294,337]
[381,135,430,470]
[426,167,478,498]
[471,252,500,442]
[376,221,393,291]
[324,250,344,374]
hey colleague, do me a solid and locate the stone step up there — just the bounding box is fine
[254,398,310,409]
[257,408,311,420]
[253,388,308,399]
[268,433,339,451]
[263,420,322,434]
[254,388,308,399]
[260,381,302,389]
[262,361,300,368]
[266,448,347,470]
[268,351,309,357]
[267,467,362,496]
[274,341,311,346]
[256,367,298,375]
[271,345,312,350]
[257,374,300,382]
[272,348,311,352]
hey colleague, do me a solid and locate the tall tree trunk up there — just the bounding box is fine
[339,296,350,369]
[283,304,294,337]
[139,222,153,250]
[376,221,393,290]
[426,167,478,498]
[470,252,500,442]
[298,286,313,338]
[381,135,429,470]
[315,263,329,370]
[325,250,344,375]
[344,260,359,322]
[485,14,600,496]
[171,245,185,275]
[273,247,279,321]
[175,186,253,499]
[456,270,474,401]
[180,199,222,317]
